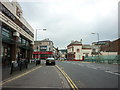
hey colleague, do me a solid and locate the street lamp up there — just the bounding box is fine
[91,33,99,45]
[35,28,47,41]
[91,33,100,58]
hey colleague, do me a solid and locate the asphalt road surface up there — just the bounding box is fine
[1,60,119,90]
[2,64,70,89]
[57,61,119,88]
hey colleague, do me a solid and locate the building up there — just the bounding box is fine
[67,40,99,61]
[92,40,110,45]
[1,1,34,66]
[53,47,59,60]
[59,49,67,60]
[33,39,54,59]
[100,38,120,55]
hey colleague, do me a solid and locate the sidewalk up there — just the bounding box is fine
[2,62,37,81]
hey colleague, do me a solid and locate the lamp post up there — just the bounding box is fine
[91,33,100,63]
[35,28,47,41]
[91,33,99,44]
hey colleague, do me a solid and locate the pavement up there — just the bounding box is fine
[2,62,37,81]
[2,62,70,89]
[1,60,119,89]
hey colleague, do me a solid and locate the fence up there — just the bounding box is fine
[84,55,120,64]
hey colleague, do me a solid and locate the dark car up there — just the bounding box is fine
[46,58,55,65]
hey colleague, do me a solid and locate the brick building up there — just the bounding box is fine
[100,38,120,55]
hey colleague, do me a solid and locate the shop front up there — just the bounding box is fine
[33,51,53,60]
[1,23,33,66]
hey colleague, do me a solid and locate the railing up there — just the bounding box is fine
[84,55,120,64]
[10,59,28,74]
[10,58,41,74]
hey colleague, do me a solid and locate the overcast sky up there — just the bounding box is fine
[15,0,119,49]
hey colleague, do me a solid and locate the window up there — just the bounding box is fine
[40,49,46,51]
[26,41,29,46]
[19,37,22,43]
[85,53,88,57]
[72,47,74,52]
[2,28,10,38]
[92,49,96,52]
[77,49,80,52]
[40,46,47,49]
[22,39,26,44]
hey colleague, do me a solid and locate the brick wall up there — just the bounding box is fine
[100,38,120,55]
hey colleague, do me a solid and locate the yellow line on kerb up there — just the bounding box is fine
[0,66,42,86]
[56,65,79,90]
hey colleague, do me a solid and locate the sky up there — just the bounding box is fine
[11,0,120,49]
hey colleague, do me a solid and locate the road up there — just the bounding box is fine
[57,61,119,88]
[1,60,119,90]
[2,64,70,89]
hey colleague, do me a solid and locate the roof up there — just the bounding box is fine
[40,38,52,42]
[67,41,82,47]
[71,41,82,44]
[92,40,110,45]
[34,38,53,42]
[82,45,91,49]
[59,49,67,52]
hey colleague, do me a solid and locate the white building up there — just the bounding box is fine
[67,40,99,61]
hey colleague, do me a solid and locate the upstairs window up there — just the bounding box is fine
[77,49,80,52]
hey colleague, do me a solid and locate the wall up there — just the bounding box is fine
[1,1,34,41]
[100,52,117,56]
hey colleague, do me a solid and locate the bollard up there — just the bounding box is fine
[25,60,28,69]
[19,61,22,71]
[10,62,13,74]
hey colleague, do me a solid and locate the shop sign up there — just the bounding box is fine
[1,3,34,37]
[33,51,53,54]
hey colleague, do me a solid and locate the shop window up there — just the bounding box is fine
[21,38,26,45]
[19,37,22,43]
[23,39,26,44]
[2,28,10,38]
[26,41,29,46]
[40,49,46,51]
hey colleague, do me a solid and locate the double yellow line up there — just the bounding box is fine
[0,66,42,86]
[56,65,78,90]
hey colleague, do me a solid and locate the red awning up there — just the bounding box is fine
[33,51,53,54]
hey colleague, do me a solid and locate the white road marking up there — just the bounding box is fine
[105,71,120,76]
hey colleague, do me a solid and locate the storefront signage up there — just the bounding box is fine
[33,51,53,54]
[1,3,34,38]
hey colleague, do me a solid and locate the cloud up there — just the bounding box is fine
[19,0,119,48]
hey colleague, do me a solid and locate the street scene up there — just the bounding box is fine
[0,0,120,90]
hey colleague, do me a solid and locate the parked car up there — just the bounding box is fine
[46,58,55,65]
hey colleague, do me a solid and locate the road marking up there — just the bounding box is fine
[93,68,97,70]
[0,66,42,85]
[105,71,120,76]
[56,65,78,90]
